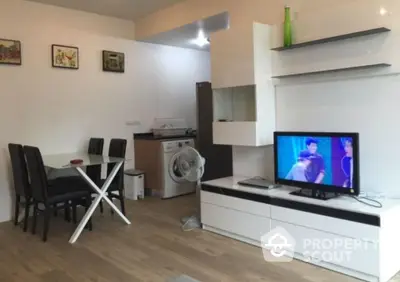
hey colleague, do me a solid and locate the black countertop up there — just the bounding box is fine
[134,132,196,141]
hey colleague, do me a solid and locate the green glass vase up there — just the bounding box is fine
[284,6,292,47]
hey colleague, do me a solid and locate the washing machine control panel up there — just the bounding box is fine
[162,139,195,153]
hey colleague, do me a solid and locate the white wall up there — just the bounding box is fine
[233,0,400,197]
[0,0,210,222]
[233,73,400,197]
[275,75,400,196]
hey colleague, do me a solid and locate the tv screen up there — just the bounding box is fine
[274,132,359,195]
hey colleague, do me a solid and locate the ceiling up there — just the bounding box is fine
[25,0,187,21]
[141,12,230,51]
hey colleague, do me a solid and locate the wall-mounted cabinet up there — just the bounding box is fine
[212,83,275,147]
[211,22,273,88]
[213,85,260,146]
[210,23,275,147]
[213,121,259,147]
[210,25,255,88]
[213,85,256,122]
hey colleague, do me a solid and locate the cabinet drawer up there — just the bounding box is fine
[270,206,379,242]
[213,121,258,146]
[201,202,270,242]
[201,190,270,218]
[270,220,379,276]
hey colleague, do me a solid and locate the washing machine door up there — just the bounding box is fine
[168,152,186,183]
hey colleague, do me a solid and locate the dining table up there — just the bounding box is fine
[42,153,131,244]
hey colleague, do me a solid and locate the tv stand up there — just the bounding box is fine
[290,189,339,200]
[200,176,400,282]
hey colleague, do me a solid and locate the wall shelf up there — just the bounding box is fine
[272,63,391,79]
[271,27,390,51]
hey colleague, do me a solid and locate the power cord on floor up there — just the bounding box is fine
[181,215,201,232]
[349,195,383,208]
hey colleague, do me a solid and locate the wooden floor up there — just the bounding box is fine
[0,195,397,282]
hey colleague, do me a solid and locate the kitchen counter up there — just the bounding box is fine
[133,132,196,141]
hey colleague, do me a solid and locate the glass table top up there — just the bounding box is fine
[42,153,125,169]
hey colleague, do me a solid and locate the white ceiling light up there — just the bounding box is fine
[191,30,210,47]
[380,7,388,16]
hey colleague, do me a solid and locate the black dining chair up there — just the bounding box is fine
[8,143,31,232]
[99,139,127,215]
[58,138,104,222]
[23,146,92,242]
[71,138,104,222]
[86,138,104,186]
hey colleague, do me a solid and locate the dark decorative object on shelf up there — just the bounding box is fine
[272,63,391,79]
[103,50,125,73]
[273,27,390,51]
[283,6,292,47]
[0,38,21,65]
[52,44,79,69]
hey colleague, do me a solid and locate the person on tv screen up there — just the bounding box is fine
[301,137,325,184]
[285,151,313,182]
[341,138,353,188]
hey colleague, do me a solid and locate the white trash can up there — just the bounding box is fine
[124,169,145,200]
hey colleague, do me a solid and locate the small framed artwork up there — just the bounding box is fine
[0,39,22,65]
[103,50,125,73]
[52,44,79,69]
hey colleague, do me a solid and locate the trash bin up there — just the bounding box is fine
[124,169,145,200]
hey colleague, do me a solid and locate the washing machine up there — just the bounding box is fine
[161,139,196,199]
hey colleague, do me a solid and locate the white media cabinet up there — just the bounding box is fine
[200,176,400,282]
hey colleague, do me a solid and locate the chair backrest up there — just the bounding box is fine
[88,138,104,155]
[86,138,104,184]
[107,139,127,189]
[23,146,49,202]
[8,143,31,198]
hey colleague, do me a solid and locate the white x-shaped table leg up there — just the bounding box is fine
[69,161,131,244]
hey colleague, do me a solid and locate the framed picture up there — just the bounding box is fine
[52,44,79,69]
[103,50,125,73]
[0,39,21,65]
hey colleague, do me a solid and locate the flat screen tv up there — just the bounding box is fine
[274,131,360,196]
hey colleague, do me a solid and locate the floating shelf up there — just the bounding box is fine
[271,27,390,51]
[272,63,391,79]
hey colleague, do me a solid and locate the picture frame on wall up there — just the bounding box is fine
[102,50,125,73]
[0,38,22,65]
[52,44,79,69]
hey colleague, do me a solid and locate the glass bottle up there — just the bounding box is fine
[284,6,292,47]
